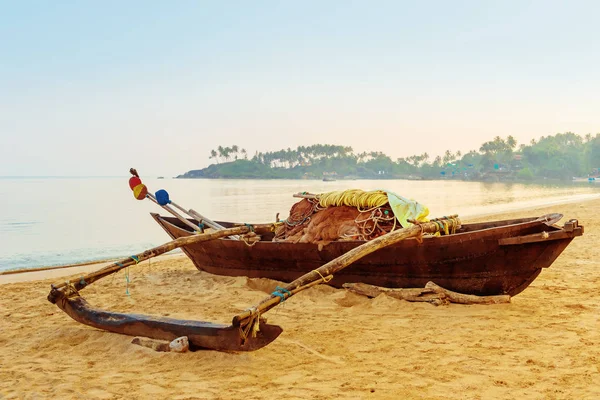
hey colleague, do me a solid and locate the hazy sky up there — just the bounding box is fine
[1,1,599,177]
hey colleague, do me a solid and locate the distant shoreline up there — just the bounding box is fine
[175,175,599,182]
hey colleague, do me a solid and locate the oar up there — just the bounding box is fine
[47,224,264,303]
[232,216,460,327]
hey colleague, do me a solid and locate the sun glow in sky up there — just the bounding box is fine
[1,1,599,176]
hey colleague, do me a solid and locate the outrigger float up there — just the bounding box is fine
[47,169,583,352]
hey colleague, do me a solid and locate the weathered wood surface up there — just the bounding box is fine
[424,281,511,304]
[154,213,582,297]
[343,282,449,305]
[498,225,583,245]
[53,295,282,352]
[343,281,511,305]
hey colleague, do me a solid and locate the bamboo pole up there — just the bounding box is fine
[146,194,202,232]
[186,208,241,240]
[47,224,261,302]
[232,217,460,326]
[293,193,318,200]
[187,209,227,231]
[147,193,240,238]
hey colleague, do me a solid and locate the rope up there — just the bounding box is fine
[354,207,397,240]
[275,286,291,296]
[415,224,424,244]
[411,216,461,241]
[285,199,318,227]
[239,307,261,342]
[271,286,292,303]
[312,269,333,283]
[317,190,388,209]
[270,221,283,232]
[62,280,80,298]
[242,235,258,247]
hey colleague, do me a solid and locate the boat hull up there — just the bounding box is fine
[151,214,582,296]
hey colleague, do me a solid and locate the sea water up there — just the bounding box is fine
[1,177,598,272]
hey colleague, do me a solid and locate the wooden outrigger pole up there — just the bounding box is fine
[48,214,461,352]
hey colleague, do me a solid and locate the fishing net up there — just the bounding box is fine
[274,189,430,245]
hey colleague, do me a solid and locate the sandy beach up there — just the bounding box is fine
[1,200,598,399]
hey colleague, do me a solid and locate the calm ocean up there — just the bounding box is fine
[1,177,598,272]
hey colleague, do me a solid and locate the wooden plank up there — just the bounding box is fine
[498,227,582,246]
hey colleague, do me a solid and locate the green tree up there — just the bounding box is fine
[209,149,218,163]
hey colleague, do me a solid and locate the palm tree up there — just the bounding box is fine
[241,148,247,160]
[443,150,453,164]
[210,149,218,163]
[222,146,232,162]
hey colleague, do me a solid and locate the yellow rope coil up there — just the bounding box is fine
[317,190,389,209]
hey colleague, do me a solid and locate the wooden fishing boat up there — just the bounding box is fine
[151,212,583,297]
[49,170,585,352]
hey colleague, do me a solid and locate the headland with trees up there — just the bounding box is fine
[177,132,600,182]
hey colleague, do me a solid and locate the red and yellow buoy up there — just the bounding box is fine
[129,176,148,200]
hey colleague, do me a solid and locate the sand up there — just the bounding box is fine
[0,200,598,399]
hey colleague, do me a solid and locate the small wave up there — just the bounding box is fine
[4,221,39,226]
